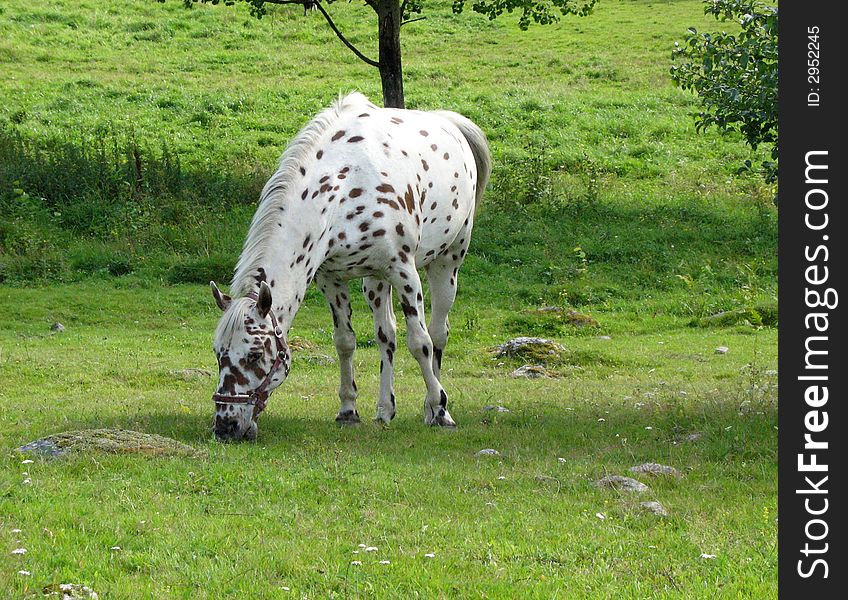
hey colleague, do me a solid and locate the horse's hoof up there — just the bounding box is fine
[374,405,395,425]
[426,407,457,429]
[433,415,457,429]
[335,410,361,425]
[373,417,392,429]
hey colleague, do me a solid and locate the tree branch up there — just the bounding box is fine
[401,16,426,26]
[312,1,381,67]
[262,0,381,68]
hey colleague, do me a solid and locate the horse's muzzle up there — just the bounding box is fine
[214,415,239,438]
[213,416,257,442]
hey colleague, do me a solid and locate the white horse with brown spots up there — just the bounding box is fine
[209,92,490,441]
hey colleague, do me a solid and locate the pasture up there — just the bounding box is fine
[1,0,776,597]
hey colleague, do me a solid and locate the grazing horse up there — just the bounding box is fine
[209,92,491,441]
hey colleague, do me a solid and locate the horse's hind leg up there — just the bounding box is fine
[426,218,472,380]
[363,276,397,424]
[425,258,461,381]
[316,274,359,424]
[389,263,456,428]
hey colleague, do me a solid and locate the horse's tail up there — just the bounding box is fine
[435,111,491,212]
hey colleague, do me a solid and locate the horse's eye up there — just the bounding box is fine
[247,352,262,363]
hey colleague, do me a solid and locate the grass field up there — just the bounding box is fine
[0,0,777,597]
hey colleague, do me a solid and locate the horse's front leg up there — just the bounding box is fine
[363,277,397,424]
[316,274,359,424]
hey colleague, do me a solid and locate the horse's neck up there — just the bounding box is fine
[243,198,331,333]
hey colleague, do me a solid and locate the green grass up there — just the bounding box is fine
[0,0,777,597]
[0,0,775,284]
[1,283,776,598]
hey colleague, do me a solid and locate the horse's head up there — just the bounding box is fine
[210,280,290,442]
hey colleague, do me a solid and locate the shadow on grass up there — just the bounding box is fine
[58,394,777,468]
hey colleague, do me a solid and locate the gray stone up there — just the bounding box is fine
[715,346,729,354]
[595,475,649,493]
[50,322,65,333]
[43,583,99,599]
[482,405,510,413]
[475,448,501,457]
[511,365,555,379]
[17,439,64,458]
[492,337,565,359]
[630,463,683,478]
[169,368,213,381]
[640,501,669,517]
[300,354,337,366]
[16,429,199,459]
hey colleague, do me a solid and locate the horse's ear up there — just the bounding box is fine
[257,281,273,319]
[210,281,231,311]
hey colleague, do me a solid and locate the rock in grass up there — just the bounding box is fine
[629,463,683,478]
[17,439,64,458]
[43,583,99,599]
[511,364,557,379]
[288,336,318,352]
[492,337,565,360]
[50,322,65,333]
[17,429,199,459]
[639,501,669,517]
[300,353,337,366]
[482,405,510,413]
[715,346,729,354]
[563,310,600,328]
[475,448,501,457]
[595,475,649,493]
[527,307,600,328]
[691,308,765,328]
[672,431,703,444]
[169,368,213,381]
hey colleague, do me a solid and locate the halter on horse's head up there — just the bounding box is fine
[210,281,291,441]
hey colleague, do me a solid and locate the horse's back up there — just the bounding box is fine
[313,101,477,276]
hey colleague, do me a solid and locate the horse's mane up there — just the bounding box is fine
[230,92,370,297]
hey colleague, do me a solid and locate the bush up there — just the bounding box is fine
[671,0,778,185]
[70,247,134,276]
[166,256,235,284]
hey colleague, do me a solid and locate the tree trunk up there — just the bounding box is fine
[376,1,404,108]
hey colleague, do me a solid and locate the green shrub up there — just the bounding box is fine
[70,247,134,276]
[166,256,235,284]
[671,0,778,184]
